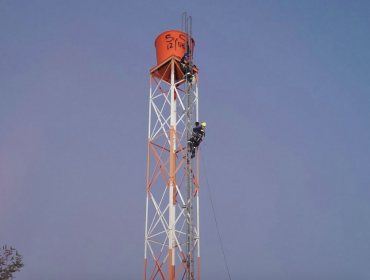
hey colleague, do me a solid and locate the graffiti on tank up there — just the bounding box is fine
[165,33,187,51]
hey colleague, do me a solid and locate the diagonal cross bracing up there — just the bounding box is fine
[145,56,200,280]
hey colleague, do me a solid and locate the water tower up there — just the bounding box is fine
[143,15,201,280]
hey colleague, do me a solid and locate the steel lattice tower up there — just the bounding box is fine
[144,23,201,280]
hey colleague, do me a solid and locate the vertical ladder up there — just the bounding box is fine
[182,12,195,280]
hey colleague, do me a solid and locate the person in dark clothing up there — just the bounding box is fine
[180,53,195,84]
[187,122,206,158]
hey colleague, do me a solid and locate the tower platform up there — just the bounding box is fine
[150,55,198,85]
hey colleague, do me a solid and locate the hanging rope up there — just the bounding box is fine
[199,147,232,280]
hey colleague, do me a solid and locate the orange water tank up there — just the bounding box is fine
[155,30,195,65]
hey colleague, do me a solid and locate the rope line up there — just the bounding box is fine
[199,147,232,280]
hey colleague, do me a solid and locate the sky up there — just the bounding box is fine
[1,0,370,279]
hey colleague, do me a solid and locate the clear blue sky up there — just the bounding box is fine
[1,1,370,279]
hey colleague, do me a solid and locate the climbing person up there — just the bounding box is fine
[180,53,195,84]
[187,122,206,158]
[184,121,200,158]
